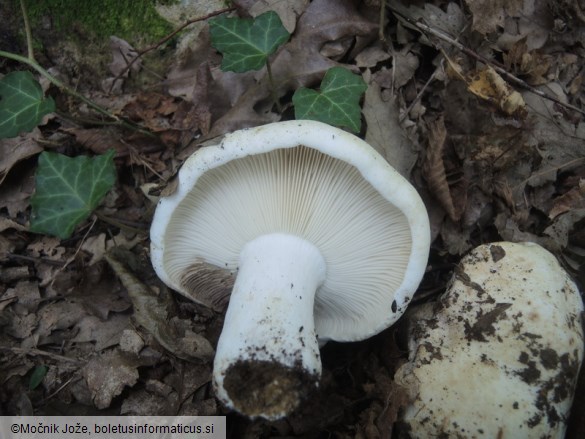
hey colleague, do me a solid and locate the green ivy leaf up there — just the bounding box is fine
[209,11,290,73]
[29,365,48,390]
[293,67,367,133]
[0,71,55,139]
[30,150,116,239]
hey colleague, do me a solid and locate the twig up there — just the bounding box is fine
[388,5,585,117]
[41,375,83,404]
[400,60,443,123]
[109,6,237,88]
[0,346,84,365]
[7,252,67,267]
[515,157,585,189]
[94,211,149,235]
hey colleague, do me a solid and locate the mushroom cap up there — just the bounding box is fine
[395,242,584,438]
[150,120,430,341]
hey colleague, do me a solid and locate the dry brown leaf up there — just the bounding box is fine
[543,209,585,249]
[375,381,411,439]
[521,88,585,187]
[108,36,141,77]
[6,312,37,340]
[355,45,391,68]
[549,179,585,219]
[503,38,553,85]
[72,314,130,351]
[102,36,142,94]
[0,217,27,233]
[119,329,145,355]
[172,99,211,137]
[33,301,87,344]
[120,387,179,415]
[65,127,128,156]
[423,117,467,222]
[80,233,106,266]
[440,218,472,255]
[123,93,179,132]
[392,2,465,43]
[392,50,420,89]
[495,0,551,51]
[249,0,308,33]
[363,78,418,177]
[9,280,41,313]
[26,237,66,261]
[0,130,42,186]
[463,0,524,35]
[83,349,140,409]
[494,212,556,250]
[105,251,215,362]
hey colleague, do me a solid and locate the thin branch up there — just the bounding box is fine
[0,346,84,365]
[94,211,149,235]
[388,5,585,116]
[400,60,443,123]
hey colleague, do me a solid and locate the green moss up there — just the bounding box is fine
[25,0,175,43]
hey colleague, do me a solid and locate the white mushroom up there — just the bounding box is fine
[395,242,584,438]
[150,120,430,419]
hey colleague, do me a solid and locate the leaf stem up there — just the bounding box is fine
[266,60,282,113]
[19,0,35,61]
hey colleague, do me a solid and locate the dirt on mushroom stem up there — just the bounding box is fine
[222,358,319,419]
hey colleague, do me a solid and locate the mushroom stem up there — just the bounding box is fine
[213,233,326,420]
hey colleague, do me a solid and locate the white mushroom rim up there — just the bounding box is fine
[150,120,430,419]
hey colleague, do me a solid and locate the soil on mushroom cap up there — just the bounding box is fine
[223,359,319,418]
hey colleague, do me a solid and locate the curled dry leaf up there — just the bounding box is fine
[105,251,214,362]
[422,116,467,222]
